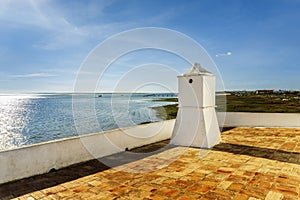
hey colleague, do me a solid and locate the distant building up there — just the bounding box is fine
[255,90,274,94]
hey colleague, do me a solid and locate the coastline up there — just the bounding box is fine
[151,92,300,120]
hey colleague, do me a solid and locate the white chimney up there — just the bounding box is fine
[171,63,221,148]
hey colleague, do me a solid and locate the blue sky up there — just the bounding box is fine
[0,0,299,93]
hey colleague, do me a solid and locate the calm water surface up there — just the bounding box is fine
[0,93,176,151]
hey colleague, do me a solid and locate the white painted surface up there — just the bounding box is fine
[0,120,175,185]
[185,63,212,76]
[172,65,221,148]
[218,112,300,127]
[177,75,216,107]
[1,111,299,185]
[172,107,221,148]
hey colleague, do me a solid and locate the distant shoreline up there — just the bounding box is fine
[151,91,300,120]
[1,90,299,96]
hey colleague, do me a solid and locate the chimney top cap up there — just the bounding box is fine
[184,63,212,76]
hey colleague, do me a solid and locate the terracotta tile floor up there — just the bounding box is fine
[2,127,300,200]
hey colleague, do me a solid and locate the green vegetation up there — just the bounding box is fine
[153,104,179,120]
[152,92,300,120]
[152,98,178,102]
[222,94,300,113]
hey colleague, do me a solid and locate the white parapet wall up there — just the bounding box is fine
[1,112,300,185]
[218,112,300,128]
[0,120,175,185]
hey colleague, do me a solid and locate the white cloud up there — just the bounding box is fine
[216,51,232,57]
[10,73,57,78]
[0,0,49,29]
[0,1,179,51]
[0,0,126,50]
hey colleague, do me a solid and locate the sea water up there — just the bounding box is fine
[0,93,176,151]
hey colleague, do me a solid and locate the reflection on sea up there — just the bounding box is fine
[0,96,35,150]
[0,94,176,151]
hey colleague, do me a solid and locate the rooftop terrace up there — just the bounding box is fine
[1,127,300,200]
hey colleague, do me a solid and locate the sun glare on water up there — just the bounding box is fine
[0,96,36,151]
